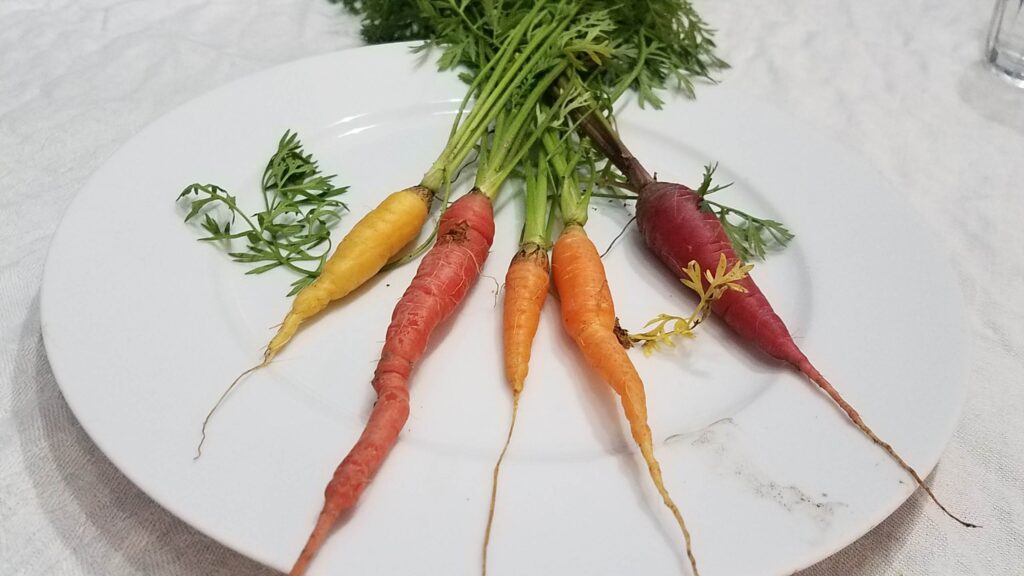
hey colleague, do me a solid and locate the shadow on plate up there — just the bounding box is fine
[12,294,279,576]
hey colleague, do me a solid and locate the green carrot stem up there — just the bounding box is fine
[522,153,551,248]
[424,5,575,189]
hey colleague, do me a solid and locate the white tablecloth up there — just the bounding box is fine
[2,1,1022,574]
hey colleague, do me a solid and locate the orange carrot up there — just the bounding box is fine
[553,223,700,576]
[482,243,549,574]
[502,245,550,397]
[480,138,557,573]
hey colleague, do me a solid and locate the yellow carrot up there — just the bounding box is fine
[196,185,431,458]
[266,185,432,361]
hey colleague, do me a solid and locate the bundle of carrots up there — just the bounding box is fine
[183,1,975,574]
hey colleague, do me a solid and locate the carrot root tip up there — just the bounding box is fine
[483,393,521,576]
[796,360,977,528]
[194,360,268,460]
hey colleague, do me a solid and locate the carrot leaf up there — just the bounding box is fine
[628,254,751,355]
[695,163,794,262]
[176,131,348,294]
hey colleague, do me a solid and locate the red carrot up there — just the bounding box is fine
[576,111,976,527]
[635,180,976,527]
[290,190,495,576]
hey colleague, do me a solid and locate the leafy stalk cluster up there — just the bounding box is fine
[341,0,791,263]
[386,2,613,268]
[537,123,588,227]
[177,131,348,295]
[520,146,553,249]
[464,3,607,197]
[420,2,605,189]
[344,0,727,109]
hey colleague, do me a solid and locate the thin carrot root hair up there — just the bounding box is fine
[620,391,699,576]
[798,360,979,528]
[635,436,699,575]
[482,391,520,576]
[195,361,267,459]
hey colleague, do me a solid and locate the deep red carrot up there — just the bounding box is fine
[575,110,975,527]
[634,180,976,527]
[636,183,802,360]
[290,190,495,576]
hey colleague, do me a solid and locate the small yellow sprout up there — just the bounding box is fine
[629,254,753,355]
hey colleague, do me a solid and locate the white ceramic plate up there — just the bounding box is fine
[41,43,966,576]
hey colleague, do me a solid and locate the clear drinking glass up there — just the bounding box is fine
[988,0,1024,86]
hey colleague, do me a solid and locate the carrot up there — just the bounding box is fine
[553,223,701,576]
[502,245,550,396]
[632,180,976,527]
[569,102,986,528]
[290,190,495,576]
[267,185,432,361]
[482,244,549,573]
[481,144,555,573]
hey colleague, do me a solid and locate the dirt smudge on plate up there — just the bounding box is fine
[667,418,846,531]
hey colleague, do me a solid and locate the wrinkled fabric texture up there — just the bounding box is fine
[1,1,1022,575]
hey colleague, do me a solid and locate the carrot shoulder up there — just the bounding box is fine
[290,190,495,576]
[553,223,700,576]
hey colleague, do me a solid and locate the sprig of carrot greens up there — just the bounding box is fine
[628,254,752,354]
[586,1,728,107]
[177,131,348,295]
[333,0,433,43]
[694,163,794,262]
